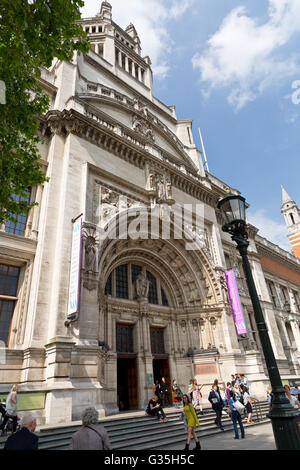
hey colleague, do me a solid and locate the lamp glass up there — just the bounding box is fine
[219,195,246,225]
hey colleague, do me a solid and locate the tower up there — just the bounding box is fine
[281,185,300,259]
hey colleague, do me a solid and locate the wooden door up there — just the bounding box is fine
[128,358,138,409]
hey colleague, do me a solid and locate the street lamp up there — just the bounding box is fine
[218,192,300,450]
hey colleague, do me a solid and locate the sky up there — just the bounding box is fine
[80,0,300,252]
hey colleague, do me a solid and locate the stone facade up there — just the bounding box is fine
[0,2,299,425]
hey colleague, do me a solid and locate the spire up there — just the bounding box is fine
[281,185,294,207]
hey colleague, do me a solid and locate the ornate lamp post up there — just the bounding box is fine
[218,192,300,450]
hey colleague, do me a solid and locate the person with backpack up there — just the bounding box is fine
[229,390,245,440]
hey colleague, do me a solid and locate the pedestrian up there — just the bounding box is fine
[4,413,38,450]
[70,407,111,450]
[241,385,254,424]
[172,379,183,408]
[225,382,232,405]
[284,385,300,409]
[229,390,245,440]
[213,378,220,394]
[231,375,236,387]
[154,380,162,405]
[0,384,18,435]
[208,384,225,431]
[240,374,249,391]
[267,386,273,410]
[181,394,201,451]
[235,374,241,384]
[233,382,242,402]
[190,379,204,415]
[146,395,168,422]
[160,377,171,407]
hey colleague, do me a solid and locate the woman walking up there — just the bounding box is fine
[181,394,201,451]
[229,390,245,440]
[172,379,183,408]
[0,384,18,435]
[241,385,254,424]
[190,379,204,415]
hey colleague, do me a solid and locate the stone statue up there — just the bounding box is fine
[85,236,97,271]
[135,271,150,299]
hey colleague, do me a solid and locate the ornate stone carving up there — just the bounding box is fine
[132,114,155,141]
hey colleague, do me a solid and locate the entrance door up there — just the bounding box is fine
[153,357,172,402]
[117,357,138,411]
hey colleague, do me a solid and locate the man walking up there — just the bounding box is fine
[4,413,38,450]
[208,384,225,431]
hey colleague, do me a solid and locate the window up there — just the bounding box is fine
[147,271,158,304]
[0,264,20,345]
[293,291,300,313]
[98,26,103,33]
[5,192,31,236]
[115,264,128,299]
[92,26,96,33]
[116,324,134,353]
[290,214,295,224]
[104,273,112,296]
[85,26,90,33]
[150,327,165,355]
[105,263,169,306]
[267,281,279,308]
[161,288,169,306]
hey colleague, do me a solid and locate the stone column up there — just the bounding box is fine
[138,66,142,82]
[125,56,129,73]
[118,50,122,68]
[131,61,136,78]
[44,336,75,425]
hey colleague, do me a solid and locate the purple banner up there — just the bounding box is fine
[225,269,247,335]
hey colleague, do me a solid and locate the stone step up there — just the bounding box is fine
[0,401,270,450]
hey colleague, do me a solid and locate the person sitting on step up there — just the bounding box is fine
[146,395,168,423]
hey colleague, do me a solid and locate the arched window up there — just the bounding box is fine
[290,213,295,225]
[105,263,169,306]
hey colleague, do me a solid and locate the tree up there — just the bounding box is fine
[0,0,89,224]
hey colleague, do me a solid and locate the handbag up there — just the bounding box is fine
[233,400,245,415]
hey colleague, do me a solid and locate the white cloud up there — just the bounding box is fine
[192,0,300,110]
[248,209,291,252]
[81,0,195,79]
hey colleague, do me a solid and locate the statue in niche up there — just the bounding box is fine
[85,236,97,272]
[232,261,241,279]
[155,174,172,201]
[135,271,150,299]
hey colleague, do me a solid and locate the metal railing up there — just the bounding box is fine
[252,397,263,421]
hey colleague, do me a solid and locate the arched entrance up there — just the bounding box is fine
[95,213,222,410]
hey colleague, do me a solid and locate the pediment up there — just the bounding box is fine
[76,88,199,174]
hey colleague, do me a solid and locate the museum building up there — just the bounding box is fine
[0,2,300,424]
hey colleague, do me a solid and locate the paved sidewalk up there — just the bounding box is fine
[161,422,276,450]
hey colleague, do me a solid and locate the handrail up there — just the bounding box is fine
[252,397,263,421]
